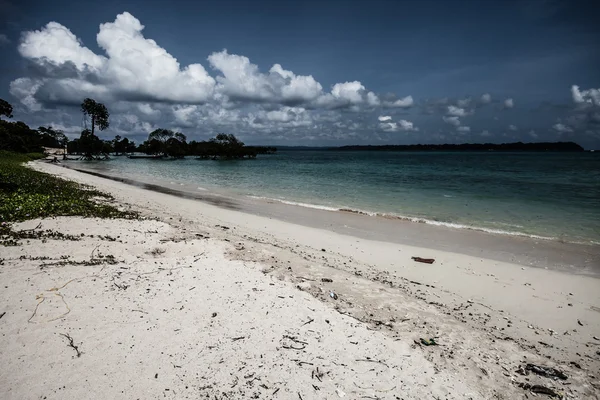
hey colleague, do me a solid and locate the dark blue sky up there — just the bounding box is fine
[1,0,599,147]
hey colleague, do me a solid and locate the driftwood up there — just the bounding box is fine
[411,256,435,264]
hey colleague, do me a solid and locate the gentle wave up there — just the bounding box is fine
[247,195,561,242]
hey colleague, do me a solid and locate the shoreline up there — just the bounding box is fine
[2,160,598,399]
[59,163,600,276]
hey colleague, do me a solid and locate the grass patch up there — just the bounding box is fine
[0,151,137,244]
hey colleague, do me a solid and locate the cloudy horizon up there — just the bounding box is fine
[0,0,599,148]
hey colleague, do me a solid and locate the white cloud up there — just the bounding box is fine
[385,95,414,108]
[442,116,461,127]
[0,34,10,46]
[504,98,514,108]
[9,78,44,111]
[19,22,105,70]
[447,105,468,117]
[528,130,538,139]
[553,123,572,133]
[330,81,365,104]
[367,92,380,106]
[137,103,160,117]
[480,130,492,137]
[457,126,471,133]
[378,118,418,132]
[378,115,392,122]
[571,85,600,106]
[508,124,517,131]
[457,98,471,108]
[398,119,418,131]
[480,93,491,104]
[97,13,216,103]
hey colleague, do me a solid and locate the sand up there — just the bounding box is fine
[0,161,598,399]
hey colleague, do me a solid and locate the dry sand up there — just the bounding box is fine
[0,161,599,399]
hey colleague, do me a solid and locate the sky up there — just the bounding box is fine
[0,0,599,148]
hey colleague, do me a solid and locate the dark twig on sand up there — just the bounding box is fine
[232,336,246,341]
[355,358,390,368]
[61,333,82,357]
[301,318,314,326]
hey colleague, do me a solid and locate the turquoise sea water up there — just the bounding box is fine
[74,151,600,245]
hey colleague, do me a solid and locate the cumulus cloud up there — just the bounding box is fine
[13,11,412,115]
[442,116,461,127]
[480,93,491,104]
[378,115,392,122]
[480,130,492,137]
[553,123,573,133]
[504,98,514,108]
[571,85,600,106]
[447,105,468,117]
[528,130,538,139]
[508,124,517,131]
[385,95,414,108]
[457,126,471,133]
[0,33,10,46]
[378,117,418,132]
[398,119,418,131]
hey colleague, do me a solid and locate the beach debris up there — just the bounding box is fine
[211,312,217,318]
[517,363,568,380]
[411,256,435,264]
[301,317,314,326]
[321,248,326,252]
[593,336,600,341]
[155,373,158,379]
[231,336,246,342]
[516,382,560,397]
[577,319,584,326]
[311,367,324,382]
[281,335,308,350]
[60,333,82,357]
[420,338,439,346]
[336,388,346,398]
[329,291,338,300]
[0,311,5,320]
[321,278,333,283]
[215,225,230,230]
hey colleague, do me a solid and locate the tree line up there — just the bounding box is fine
[0,98,275,159]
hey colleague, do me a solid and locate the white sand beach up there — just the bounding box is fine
[1,162,599,399]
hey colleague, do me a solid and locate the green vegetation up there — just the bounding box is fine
[138,132,276,159]
[0,151,136,245]
[0,96,276,160]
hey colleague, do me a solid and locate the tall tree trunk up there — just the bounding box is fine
[91,115,95,136]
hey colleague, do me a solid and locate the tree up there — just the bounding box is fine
[146,129,187,157]
[38,126,68,148]
[113,135,122,155]
[81,98,109,136]
[0,98,13,119]
[77,129,104,159]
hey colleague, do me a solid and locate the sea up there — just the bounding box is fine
[71,150,600,246]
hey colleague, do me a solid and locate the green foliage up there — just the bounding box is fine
[144,129,187,157]
[0,151,135,232]
[38,126,68,148]
[188,133,275,159]
[81,98,110,135]
[0,120,44,153]
[0,98,13,119]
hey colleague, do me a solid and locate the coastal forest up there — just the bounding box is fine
[0,98,275,160]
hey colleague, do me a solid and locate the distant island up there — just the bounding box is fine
[332,142,584,152]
